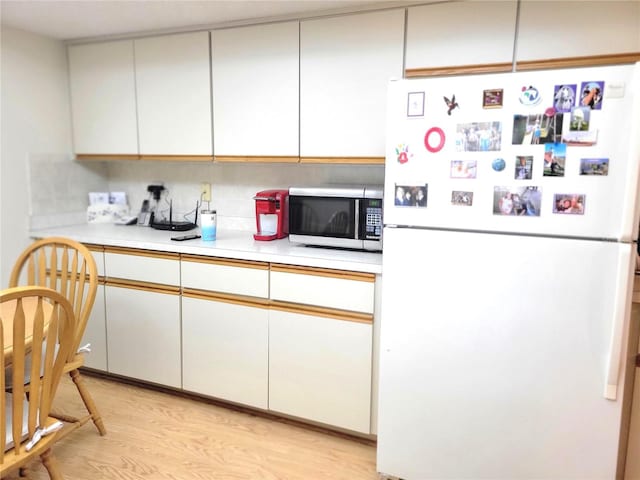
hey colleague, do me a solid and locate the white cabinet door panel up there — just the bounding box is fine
[106,286,181,387]
[212,22,299,157]
[68,41,138,154]
[269,309,372,433]
[182,297,268,409]
[517,1,640,62]
[135,32,212,155]
[300,10,404,158]
[406,2,517,69]
[82,284,107,371]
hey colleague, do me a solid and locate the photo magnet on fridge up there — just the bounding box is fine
[451,191,473,206]
[543,143,566,177]
[450,160,477,179]
[580,158,609,175]
[515,156,533,180]
[553,194,585,215]
[493,186,541,216]
[580,81,604,110]
[455,122,501,152]
[394,184,428,207]
[407,91,425,117]
[482,89,503,109]
[553,84,577,113]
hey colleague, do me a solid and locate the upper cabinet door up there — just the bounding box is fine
[135,32,212,157]
[517,1,640,64]
[68,40,138,155]
[212,22,299,160]
[406,1,517,73]
[300,10,404,160]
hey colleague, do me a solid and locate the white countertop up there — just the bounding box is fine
[30,224,382,274]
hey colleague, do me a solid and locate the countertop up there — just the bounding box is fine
[30,224,383,274]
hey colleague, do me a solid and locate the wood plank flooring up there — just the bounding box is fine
[5,374,379,480]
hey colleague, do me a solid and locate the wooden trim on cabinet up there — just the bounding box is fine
[214,155,300,163]
[182,288,270,309]
[84,244,104,252]
[405,62,513,78]
[139,155,214,162]
[269,300,373,324]
[105,277,180,295]
[75,154,140,161]
[181,254,269,270]
[270,263,375,283]
[104,246,180,261]
[299,156,384,165]
[516,52,640,71]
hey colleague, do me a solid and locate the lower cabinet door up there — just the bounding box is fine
[105,285,181,388]
[82,284,107,370]
[182,296,268,409]
[269,309,372,433]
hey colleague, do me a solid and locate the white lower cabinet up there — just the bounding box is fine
[82,283,107,370]
[105,284,181,388]
[182,295,268,409]
[268,308,372,433]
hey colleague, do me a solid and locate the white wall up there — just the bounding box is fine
[0,26,73,284]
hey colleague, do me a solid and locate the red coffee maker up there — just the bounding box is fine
[253,189,289,241]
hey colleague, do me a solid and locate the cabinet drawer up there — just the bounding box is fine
[270,265,375,314]
[181,256,269,298]
[104,248,180,286]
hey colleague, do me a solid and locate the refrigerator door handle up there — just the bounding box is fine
[604,246,634,400]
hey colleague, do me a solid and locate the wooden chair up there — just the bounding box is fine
[1,286,77,478]
[8,237,106,437]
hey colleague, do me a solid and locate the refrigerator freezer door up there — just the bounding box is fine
[377,227,635,479]
[384,63,640,241]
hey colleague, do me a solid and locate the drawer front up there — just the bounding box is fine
[181,259,269,298]
[270,268,375,314]
[105,251,180,286]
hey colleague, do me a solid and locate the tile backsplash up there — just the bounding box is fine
[29,157,385,232]
[28,154,109,229]
[107,161,385,231]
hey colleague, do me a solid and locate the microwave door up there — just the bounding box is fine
[288,195,364,249]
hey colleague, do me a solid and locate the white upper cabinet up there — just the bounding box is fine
[212,22,299,159]
[68,40,138,155]
[406,1,517,71]
[134,32,212,156]
[517,1,640,63]
[300,10,404,159]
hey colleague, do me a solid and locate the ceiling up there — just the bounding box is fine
[0,0,413,42]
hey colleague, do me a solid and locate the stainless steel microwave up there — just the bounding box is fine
[288,185,383,251]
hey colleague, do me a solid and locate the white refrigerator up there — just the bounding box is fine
[377,64,640,479]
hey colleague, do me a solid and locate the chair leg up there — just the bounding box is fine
[41,448,64,480]
[69,369,107,436]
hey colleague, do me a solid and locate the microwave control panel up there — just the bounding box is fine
[363,198,383,239]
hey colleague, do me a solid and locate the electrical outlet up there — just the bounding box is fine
[201,182,211,202]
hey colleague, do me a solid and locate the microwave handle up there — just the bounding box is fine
[354,199,360,240]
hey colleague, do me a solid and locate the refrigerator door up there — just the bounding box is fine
[377,227,635,479]
[384,63,640,241]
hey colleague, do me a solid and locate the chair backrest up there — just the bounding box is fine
[1,286,76,460]
[9,237,98,360]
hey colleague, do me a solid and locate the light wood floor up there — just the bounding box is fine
[5,374,379,480]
